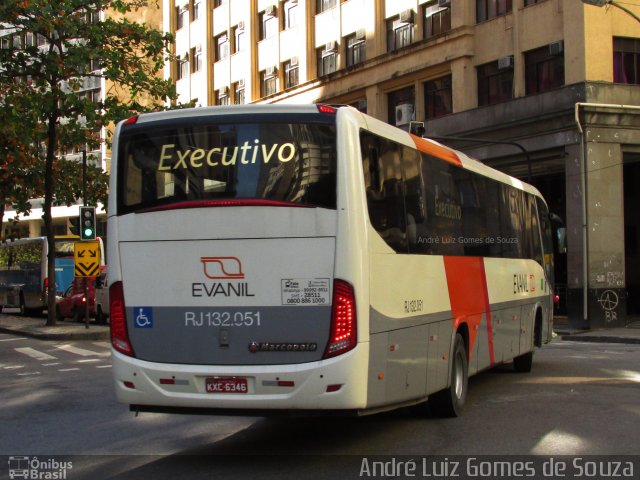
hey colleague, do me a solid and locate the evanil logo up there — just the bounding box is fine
[192,257,255,297]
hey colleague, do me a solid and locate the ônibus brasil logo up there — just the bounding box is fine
[8,456,73,479]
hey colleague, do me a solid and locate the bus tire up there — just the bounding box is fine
[513,351,533,373]
[72,307,83,323]
[95,306,106,325]
[430,333,468,418]
[56,305,64,322]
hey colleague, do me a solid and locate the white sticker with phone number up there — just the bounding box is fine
[281,278,330,306]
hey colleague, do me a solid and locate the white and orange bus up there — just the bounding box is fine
[108,104,554,417]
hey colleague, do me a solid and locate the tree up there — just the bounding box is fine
[0,0,177,325]
[0,82,43,233]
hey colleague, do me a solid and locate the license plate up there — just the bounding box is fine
[205,377,248,394]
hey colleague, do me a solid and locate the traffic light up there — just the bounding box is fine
[79,206,96,241]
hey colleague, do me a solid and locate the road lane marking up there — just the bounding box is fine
[77,359,101,363]
[58,368,80,372]
[96,365,112,369]
[15,347,57,361]
[56,344,110,357]
[0,337,28,342]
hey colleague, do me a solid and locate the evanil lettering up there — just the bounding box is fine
[158,140,297,170]
[192,282,256,297]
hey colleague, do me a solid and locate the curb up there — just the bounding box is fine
[0,325,110,341]
[560,334,640,345]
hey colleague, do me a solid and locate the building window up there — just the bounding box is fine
[283,0,298,29]
[213,0,228,6]
[387,15,414,52]
[176,6,188,30]
[524,0,545,5]
[317,0,337,14]
[283,58,299,89]
[217,88,230,105]
[215,32,229,61]
[261,69,278,97]
[260,7,278,40]
[477,0,512,23]
[317,44,338,77]
[190,46,202,73]
[524,44,564,95]
[614,37,640,84]
[191,0,201,21]
[345,31,365,67]
[233,81,245,104]
[176,55,189,80]
[388,86,415,129]
[477,59,513,106]
[424,2,451,39]
[233,25,246,53]
[425,75,452,119]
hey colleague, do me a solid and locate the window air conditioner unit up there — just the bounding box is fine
[498,55,513,70]
[438,0,451,7]
[399,9,414,23]
[238,78,245,88]
[265,65,277,76]
[265,5,277,17]
[395,103,413,127]
[290,56,299,66]
[237,20,245,30]
[325,40,337,52]
[355,28,366,40]
[549,40,564,56]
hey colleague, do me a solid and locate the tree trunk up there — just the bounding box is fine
[44,114,58,326]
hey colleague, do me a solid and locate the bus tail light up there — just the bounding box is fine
[323,280,357,359]
[110,281,135,357]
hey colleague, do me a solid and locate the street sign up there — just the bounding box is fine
[74,241,101,277]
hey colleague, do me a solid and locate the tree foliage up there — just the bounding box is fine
[0,0,177,324]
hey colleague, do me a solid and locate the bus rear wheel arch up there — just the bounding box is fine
[513,308,542,373]
[429,332,469,417]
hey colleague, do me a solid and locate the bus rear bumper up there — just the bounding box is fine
[111,345,369,412]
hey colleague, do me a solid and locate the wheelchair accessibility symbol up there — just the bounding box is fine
[134,307,154,328]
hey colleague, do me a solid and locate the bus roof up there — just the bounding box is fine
[126,104,327,125]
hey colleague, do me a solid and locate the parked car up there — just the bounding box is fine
[55,276,96,322]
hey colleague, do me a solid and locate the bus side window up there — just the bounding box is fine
[360,131,408,253]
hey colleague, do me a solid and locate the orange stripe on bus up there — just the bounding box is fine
[443,256,495,364]
[410,134,463,167]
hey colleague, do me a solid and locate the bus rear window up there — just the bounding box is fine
[117,121,337,213]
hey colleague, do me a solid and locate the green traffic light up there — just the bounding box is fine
[84,228,94,237]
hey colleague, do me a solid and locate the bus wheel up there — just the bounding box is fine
[513,351,533,373]
[56,305,64,322]
[430,333,468,417]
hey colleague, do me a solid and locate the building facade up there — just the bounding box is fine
[167,0,640,329]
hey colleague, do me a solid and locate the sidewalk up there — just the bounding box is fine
[553,315,640,345]
[0,309,109,341]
